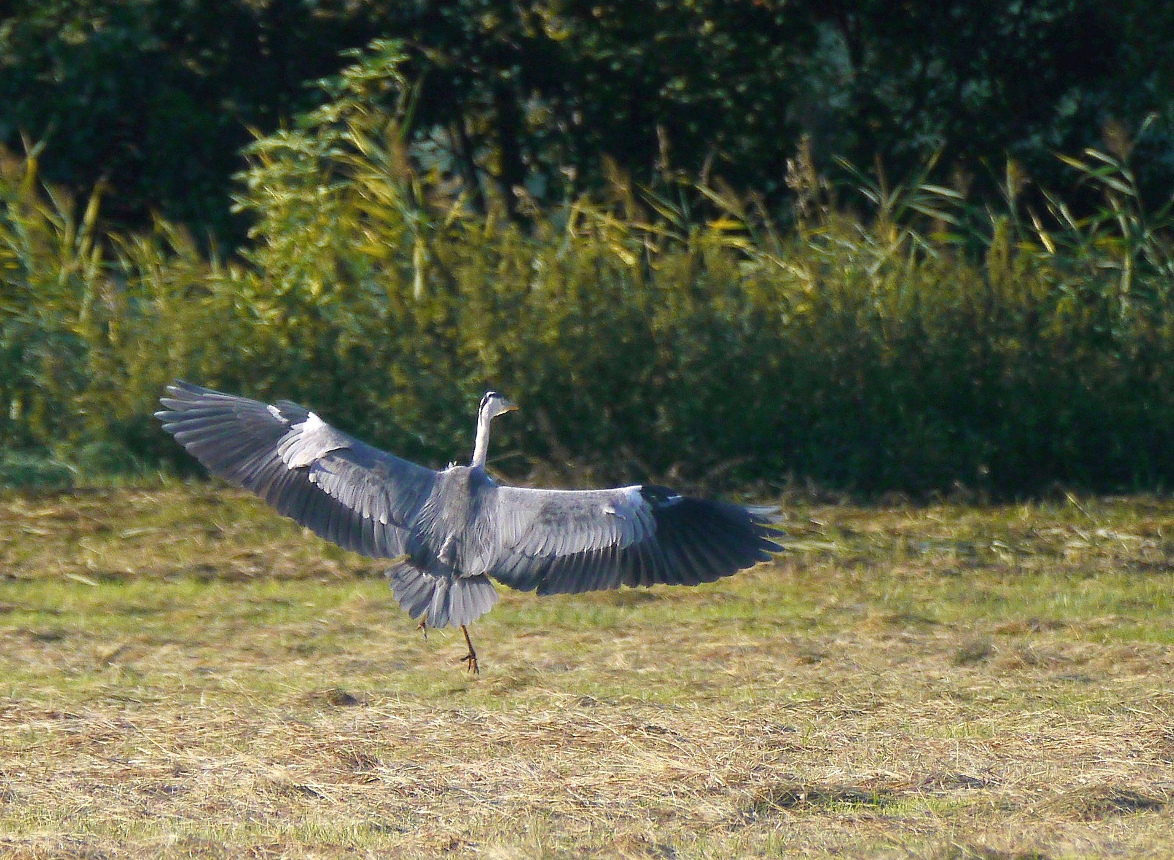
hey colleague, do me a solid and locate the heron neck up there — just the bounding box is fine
[471,408,491,468]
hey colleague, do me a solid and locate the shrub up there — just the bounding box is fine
[2,44,1173,496]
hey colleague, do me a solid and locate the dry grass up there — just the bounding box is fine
[1,485,1172,858]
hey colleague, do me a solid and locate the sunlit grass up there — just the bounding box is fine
[1,485,1173,857]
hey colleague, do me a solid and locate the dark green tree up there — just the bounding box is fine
[0,0,387,243]
[2,0,1172,238]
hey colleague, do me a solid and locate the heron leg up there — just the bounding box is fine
[417,618,428,640]
[459,624,479,674]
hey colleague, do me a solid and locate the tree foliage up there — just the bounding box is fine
[2,1,1172,240]
[0,0,388,242]
[4,44,1174,495]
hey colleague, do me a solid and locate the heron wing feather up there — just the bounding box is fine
[478,484,781,595]
[156,381,436,558]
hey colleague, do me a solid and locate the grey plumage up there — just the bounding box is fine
[156,381,781,667]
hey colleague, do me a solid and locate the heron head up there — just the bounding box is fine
[479,390,518,422]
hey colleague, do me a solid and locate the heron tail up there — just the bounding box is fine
[385,562,499,628]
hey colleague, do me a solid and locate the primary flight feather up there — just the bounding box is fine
[156,382,781,672]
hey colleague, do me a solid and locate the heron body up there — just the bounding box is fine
[156,382,781,671]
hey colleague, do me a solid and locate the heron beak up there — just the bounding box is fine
[500,397,519,414]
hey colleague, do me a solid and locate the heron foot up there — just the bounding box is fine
[459,624,479,675]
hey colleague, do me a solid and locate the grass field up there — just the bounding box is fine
[0,485,1172,858]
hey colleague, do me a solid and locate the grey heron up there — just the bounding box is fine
[156,382,781,672]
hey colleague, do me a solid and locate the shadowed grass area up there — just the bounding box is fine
[1,485,1172,857]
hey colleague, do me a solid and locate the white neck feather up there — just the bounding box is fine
[471,405,491,468]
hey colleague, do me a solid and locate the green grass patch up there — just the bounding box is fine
[1,486,1173,857]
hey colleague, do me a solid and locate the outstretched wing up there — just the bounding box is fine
[156,381,437,558]
[475,483,781,595]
